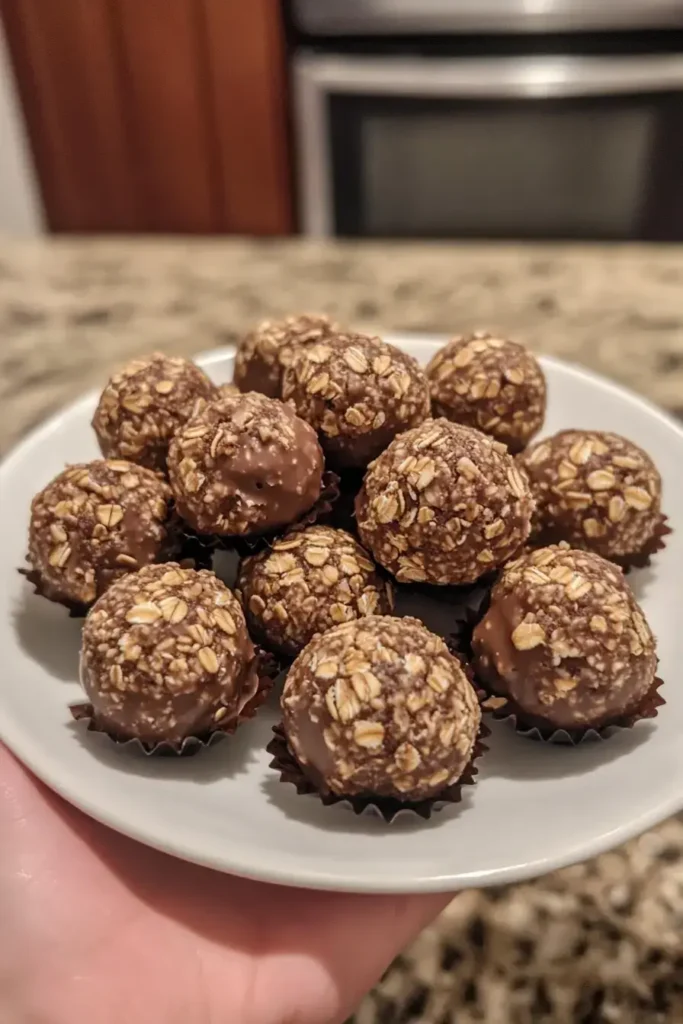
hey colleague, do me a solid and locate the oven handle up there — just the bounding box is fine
[295,52,683,98]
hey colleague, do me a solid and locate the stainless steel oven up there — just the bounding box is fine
[290,1,683,240]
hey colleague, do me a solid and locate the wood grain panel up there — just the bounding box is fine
[114,0,221,233]
[0,0,139,231]
[201,0,293,234]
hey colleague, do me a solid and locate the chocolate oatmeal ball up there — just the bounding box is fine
[282,332,430,469]
[80,563,258,745]
[168,391,324,537]
[520,430,664,562]
[426,332,546,452]
[234,314,339,398]
[473,544,657,731]
[92,352,217,472]
[281,615,481,801]
[237,525,393,657]
[356,419,534,585]
[26,460,172,607]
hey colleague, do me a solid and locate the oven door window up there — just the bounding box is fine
[329,93,679,239]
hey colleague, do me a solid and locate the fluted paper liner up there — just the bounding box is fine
[70,648,278,756]
[266,721,489,823]
[478,673,666,745]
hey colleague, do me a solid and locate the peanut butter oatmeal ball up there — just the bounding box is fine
[234,314,339,398]
[281,615,481,801]
[80,563,258,745]
[237,525,393,657]
[356,419,534,586]
[168,391,324,537]
[26,460,173,607]
[472,544,657,732]
[92,352,217,472]
[520,430,664,563]
[426,332,546,453]
[282,332,430,469]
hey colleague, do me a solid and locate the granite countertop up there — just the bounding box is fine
[2,238,682,1023]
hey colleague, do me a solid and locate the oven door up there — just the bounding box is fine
[294,53,683,239]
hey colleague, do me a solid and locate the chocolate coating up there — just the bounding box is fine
[168,391,324,537]
[281,615,481,800]
[81,563,257,744]
[234,314,339,398]
[426,332,546,453]
[237,525,393,657]
[27,460,172,606]
[520,430,663,560]
[282,332,430,469]
[356,419,534,585]
[472,544,657,730]
[92,352,217,472]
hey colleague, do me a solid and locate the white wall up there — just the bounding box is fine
[0,22,43,234]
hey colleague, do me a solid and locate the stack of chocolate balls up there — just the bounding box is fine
[22,317,667,809]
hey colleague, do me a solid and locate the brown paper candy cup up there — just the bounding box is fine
[70,648,277,756]
[266,721,490,823]
[478,674,666,745]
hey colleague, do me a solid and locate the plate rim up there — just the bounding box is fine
[2,338,683,893]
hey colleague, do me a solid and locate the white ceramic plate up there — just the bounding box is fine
[1,334,682,894]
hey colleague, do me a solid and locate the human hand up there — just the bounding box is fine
[0,744,451,1024]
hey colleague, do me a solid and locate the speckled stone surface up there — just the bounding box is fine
[1,237,682,1023]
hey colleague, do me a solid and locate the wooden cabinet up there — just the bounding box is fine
[0,0,293,234]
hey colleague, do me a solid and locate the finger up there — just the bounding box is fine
[322,889,453,1024]
[243,886,453,1024]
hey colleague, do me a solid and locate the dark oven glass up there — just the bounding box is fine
[329,92,683,240]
